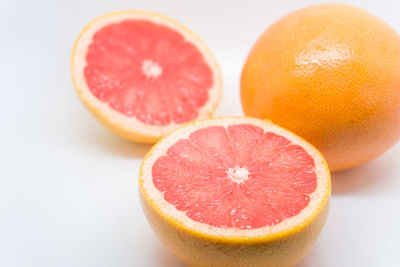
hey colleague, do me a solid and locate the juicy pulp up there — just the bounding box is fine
[84,19,213,126]
[152,124,317,229]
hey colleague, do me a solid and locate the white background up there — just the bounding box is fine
[1,0,400,266]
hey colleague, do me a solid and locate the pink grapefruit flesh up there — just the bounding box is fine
[152,123,317,229]
[85,19,213,126]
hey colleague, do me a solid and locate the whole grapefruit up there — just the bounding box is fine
[241,4,400,171]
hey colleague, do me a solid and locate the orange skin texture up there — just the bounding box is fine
[140,191,329,267]
[241,3,400,171]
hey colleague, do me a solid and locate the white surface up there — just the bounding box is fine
[1,0,400,266]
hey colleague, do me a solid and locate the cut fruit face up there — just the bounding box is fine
[140,117,330,240]
[71,11,222,143]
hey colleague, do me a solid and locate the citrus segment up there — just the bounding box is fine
[71,11,222,143]
[152,124,317,229]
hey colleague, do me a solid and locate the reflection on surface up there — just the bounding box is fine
[293,44,351,76]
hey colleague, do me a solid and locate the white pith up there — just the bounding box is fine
[71,11,222,138]
[142,60,162,78]
[227,166,249,184]
[140,117,330,238]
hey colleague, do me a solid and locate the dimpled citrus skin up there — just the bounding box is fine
[140,193,329,267]
[241,3,400,171]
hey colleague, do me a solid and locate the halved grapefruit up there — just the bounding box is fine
[71,11,222,143]
[139,117,331,267]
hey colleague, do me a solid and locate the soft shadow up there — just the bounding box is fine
[331,157,392,195]
[87,130,153,158]
[73,118,152,158]
[154,243,187,267]
[295,255,313,267]
[69,111,154,158]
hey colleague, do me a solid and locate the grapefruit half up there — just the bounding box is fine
[139,117,330,267]
[71,11,222,143]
